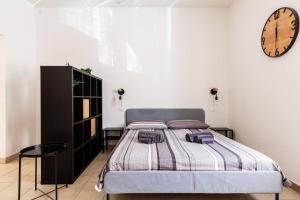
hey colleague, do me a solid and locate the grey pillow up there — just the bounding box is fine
[167,120,210,129]
[126,121,168,130]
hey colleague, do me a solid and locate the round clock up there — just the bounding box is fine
[261,7,299,57]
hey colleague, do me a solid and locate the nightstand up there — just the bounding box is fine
[210,127,234,140]
[103,127,124,152]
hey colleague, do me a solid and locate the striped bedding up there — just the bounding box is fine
[96,129,290,191]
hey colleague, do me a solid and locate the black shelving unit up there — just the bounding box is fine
[41,66,103,184]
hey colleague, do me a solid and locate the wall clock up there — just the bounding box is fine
[261,7,299,57]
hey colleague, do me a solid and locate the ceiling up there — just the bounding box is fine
[27,0,233,8]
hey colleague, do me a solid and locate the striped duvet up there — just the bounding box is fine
[96,129,290,191]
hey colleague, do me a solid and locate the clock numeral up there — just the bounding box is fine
[274,10,280,19]
[268,52,271,56]
[275,48,280,56]
[283,8,287,13]
[291,20,296,30]
[261,37,266,45]
[284,46,287,50]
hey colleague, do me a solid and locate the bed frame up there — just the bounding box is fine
[104,108,282,200]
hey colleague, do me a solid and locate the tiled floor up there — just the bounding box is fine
[0,148,299,200]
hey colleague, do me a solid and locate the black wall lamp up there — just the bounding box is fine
[118,88,125,100]
[210,88,219,101]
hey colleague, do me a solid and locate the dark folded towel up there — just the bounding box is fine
[185,131,214,144]
[138,130,165,144]
[195,135,214,144]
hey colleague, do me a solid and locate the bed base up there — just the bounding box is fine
[106,193,279,200]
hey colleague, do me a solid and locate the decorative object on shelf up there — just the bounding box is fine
[73,78,83,87]
[261,7,299,57]
[81,67,92,74]
[210,88,219,101]
[118,88,125,100]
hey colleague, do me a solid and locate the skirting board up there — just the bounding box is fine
[0,153,18,164]
[291,181,300,194]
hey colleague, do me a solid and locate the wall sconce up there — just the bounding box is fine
[210,88,218,101]
[118,88,125,100]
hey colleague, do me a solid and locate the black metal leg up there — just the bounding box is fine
[55,155,58,200]
[35,157,37,191]
[18,155,22,200]
[275,193,279,200]
[106,194,110,200]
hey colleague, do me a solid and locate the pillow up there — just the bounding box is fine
[167,120,209,129]
[126,121,168,130]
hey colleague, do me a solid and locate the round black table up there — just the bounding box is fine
[18,144,68,200]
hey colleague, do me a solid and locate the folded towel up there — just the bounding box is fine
[195,135,214,144]
[185,131,214,143]
[138,130,165,144]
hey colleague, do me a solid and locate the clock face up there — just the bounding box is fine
[261,7,299,57]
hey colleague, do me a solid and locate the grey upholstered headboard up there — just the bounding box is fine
[125,108,205,125]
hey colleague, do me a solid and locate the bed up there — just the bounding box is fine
[96,109,286,200]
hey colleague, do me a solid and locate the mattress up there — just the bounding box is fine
[96,129,289,191]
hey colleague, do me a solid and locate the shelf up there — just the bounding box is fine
[73,96,101,98]
[73,114,102,125]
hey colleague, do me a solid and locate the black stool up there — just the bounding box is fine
[18,144,68,200]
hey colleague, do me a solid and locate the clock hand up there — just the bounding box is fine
[275,22,278,49]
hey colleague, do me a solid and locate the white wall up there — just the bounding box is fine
[229,0,300,185]
[36,8,230,128]
[0,35,6,158]
[0,0,38,157]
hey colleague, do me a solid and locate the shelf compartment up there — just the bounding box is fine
[91,118,96,137]
[84,140,92,167]
[91,98,97,116]
[83,99,90,119]
[74,148,84,178]
[97,98,102,115]
[83,75,90,96]
[84,119,91,142]
[97,80,102,97]
[97,134,103,153]
[74,123,84,149]
[73,70,83,96]
[97,115,103,134]
[73,98,83,122]
[91,77,97,96]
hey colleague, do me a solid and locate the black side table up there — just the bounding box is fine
[103,127,124,152]
[18,144,68,200]
[210,127,234,140]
